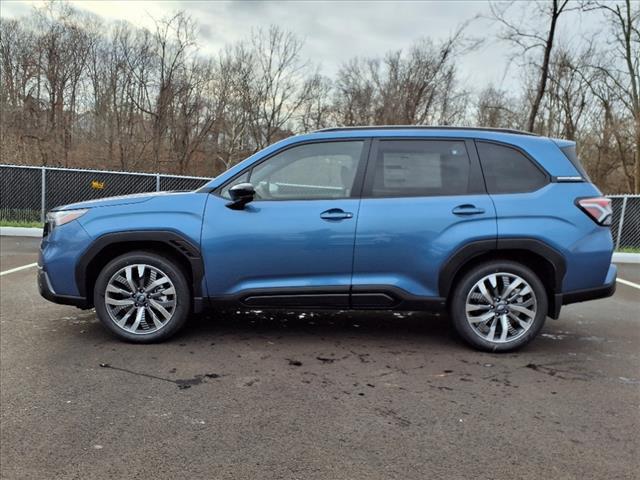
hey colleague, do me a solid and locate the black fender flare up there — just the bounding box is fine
[75,230,205,304]
[438,238,566,301]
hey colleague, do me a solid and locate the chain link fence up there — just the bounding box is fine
[609,195,640,251]
[1,164,639,250]
[0,164,211,224]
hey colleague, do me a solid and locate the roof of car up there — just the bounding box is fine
[313,125,538,137]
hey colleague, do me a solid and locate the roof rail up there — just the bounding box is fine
[313,125,538,136]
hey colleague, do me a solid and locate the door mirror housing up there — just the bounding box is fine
[226,183,255,210]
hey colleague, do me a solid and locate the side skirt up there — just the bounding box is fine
[208,286,446,312]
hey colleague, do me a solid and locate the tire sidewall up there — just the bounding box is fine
[450,260,548,352]
[94,251,190,343]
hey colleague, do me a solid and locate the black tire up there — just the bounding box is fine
[94,251,191,343]
[450,260,548,352]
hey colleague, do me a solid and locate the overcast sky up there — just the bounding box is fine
[1,0,605,92]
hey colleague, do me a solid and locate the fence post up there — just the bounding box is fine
[615,196,628,251]
[156,173,160,192]
[40,166,46,223]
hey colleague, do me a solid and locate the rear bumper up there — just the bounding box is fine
[561,280,617,306]
[37,265,89,309]
[550,263,617,318]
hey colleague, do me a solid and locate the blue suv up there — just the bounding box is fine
[38,127,616,351]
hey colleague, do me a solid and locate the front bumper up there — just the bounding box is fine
[37,264,89,309]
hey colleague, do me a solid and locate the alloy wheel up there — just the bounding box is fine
[465,272,537,344]
[104,264,177,335]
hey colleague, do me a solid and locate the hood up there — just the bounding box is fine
[51,191,185,211]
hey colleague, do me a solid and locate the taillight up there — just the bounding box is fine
[577,197,612,226]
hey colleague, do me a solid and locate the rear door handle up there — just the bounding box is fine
[452,204,485,215]
[320,208,353,221]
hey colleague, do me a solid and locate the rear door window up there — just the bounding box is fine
[476,141,548,194]
[365,140,472,197]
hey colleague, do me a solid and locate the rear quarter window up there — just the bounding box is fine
[560,145,590,181]
[476,141,548,194]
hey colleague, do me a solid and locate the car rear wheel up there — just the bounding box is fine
[94,251,190,342]
[450,260,548,352]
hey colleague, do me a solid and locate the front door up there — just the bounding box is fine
[352,138,497,305]
[202,140,368,307]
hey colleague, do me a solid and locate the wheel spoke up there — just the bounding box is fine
[486,318,497,341]
[144,276,171,293]
[148,298,172,320]
[124,266,137,292]
[146,307,164,330]
[152,299,175,308]
[499,314,510,342]
[106,284,132,295]
[466,304,491,313]
[502,278,522,299]
[488,274,498,292]
[161,286,175,296]
[477,281,494,305]
[116,306,136,327]
[469,311,495,323]
[514,297,534,308]
[129,307,144,332]
[106,297,134,306]
[510,304,536,318]
[509,312,530,329]
[517,285,531,297]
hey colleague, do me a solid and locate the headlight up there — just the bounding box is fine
[46,209,88,231]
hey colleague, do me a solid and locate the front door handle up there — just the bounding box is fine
[452,204,486,215]
[320,208,353,221]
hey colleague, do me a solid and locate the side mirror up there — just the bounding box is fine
[226,182,255,210]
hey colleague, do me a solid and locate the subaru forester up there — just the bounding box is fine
[38,127,616,351]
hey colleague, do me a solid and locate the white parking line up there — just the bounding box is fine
[0,263,38,277]
[616,277,640,290]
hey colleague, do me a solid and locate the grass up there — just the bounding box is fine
[0,220,43,228]
[617,247,640,254]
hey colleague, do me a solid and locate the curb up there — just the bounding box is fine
[1,228,640,264]
[0,227,44,238]
[612,252,640,264]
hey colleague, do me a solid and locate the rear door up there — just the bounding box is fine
[351,138,497,305]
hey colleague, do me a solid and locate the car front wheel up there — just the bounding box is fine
[450,260,548,352]
[94,251,190,342]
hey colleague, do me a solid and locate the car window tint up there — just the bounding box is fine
[248,141,363,200]
[369,140,470,197]
[476,141,548,194]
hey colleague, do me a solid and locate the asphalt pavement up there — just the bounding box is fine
[1,236,638,479]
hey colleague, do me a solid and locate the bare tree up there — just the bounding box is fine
[541,46,595,139]
[213,43,255,170]
[246,26,309,149]
[1,1,637,193]
[491,0,578,132]
[334,25,478,127]
[586,0,639,192]
[298,73,333,132]
[475,85,523,129]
